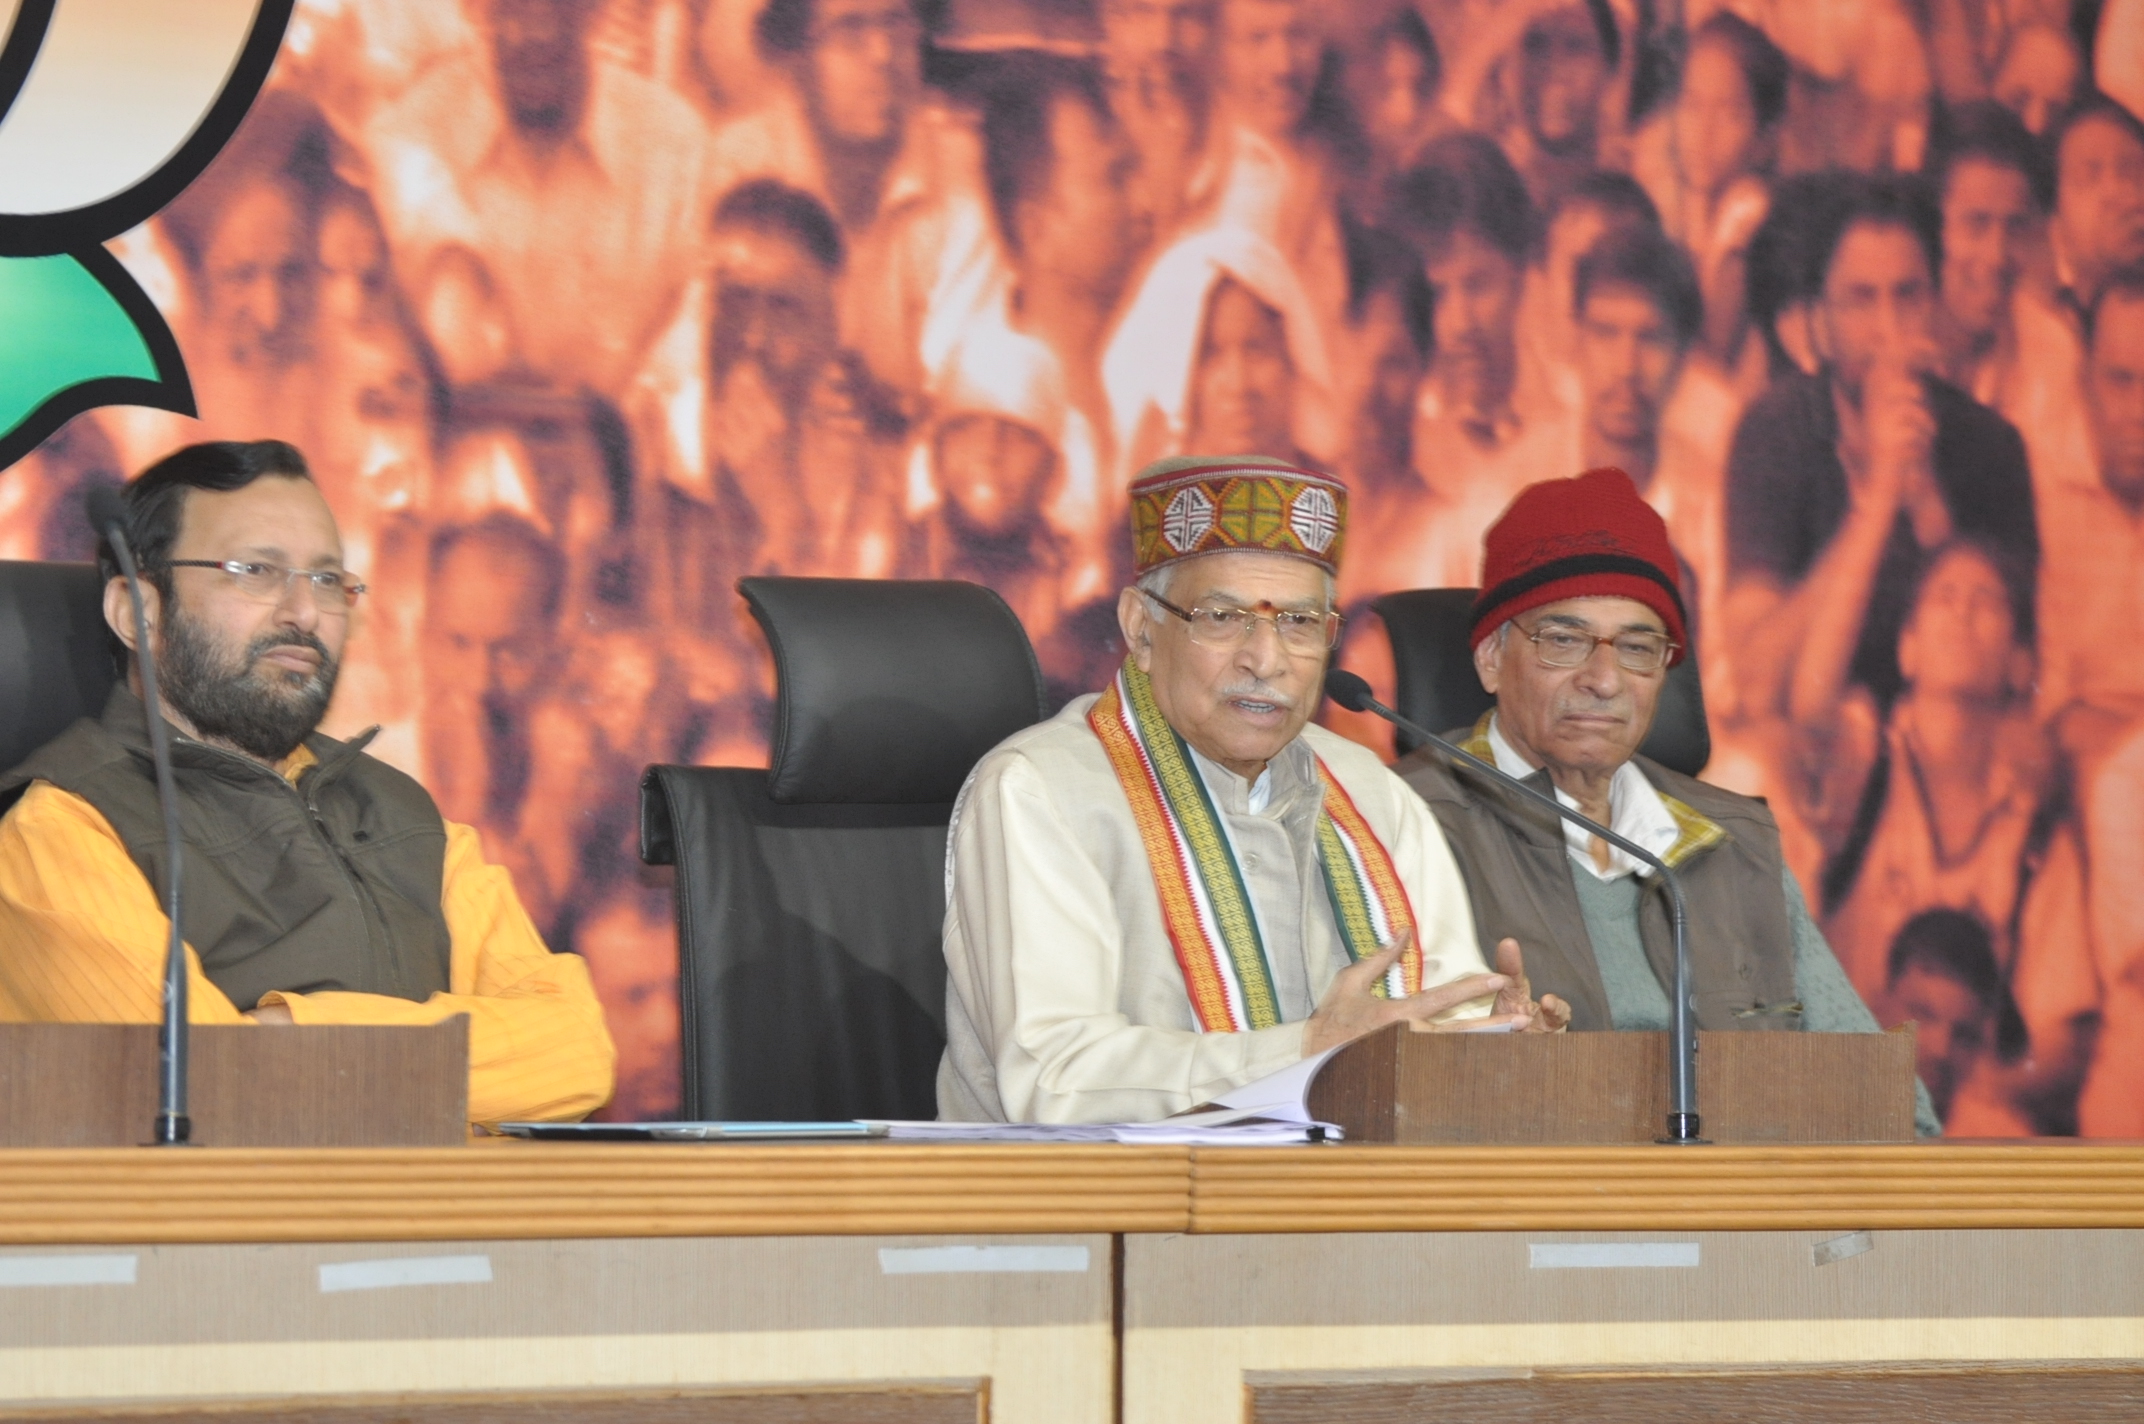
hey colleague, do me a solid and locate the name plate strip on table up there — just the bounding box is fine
[878,1245,1091,1274]
[0,1252,137,1286]
[1528,1242,1701,1268]
[318,1254,494,1292]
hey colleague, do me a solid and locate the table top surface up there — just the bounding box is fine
[0,1139,2140,1245]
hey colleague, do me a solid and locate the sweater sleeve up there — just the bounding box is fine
[1784,867,1942,1137]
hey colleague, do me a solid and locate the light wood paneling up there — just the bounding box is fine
[1122,1230,2144,1424]
[1245,1362,2144,1423]
[1189,1143,2144,1232]
[0,1383,984,1424]
[0,1144,1190,1244]
[0,1236,1108,1346]
[1125,1229,2144,1329]
[0,1236,1113,1424]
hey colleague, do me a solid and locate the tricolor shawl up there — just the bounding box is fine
[1088,658,1421,1032]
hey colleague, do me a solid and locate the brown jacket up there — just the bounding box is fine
[1395,725,1800,1033]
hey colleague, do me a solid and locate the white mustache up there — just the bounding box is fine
[1554,691,1628,719]
[1219,679,1295,709]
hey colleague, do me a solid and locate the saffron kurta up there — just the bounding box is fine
[937,696,1491,1123]
[0,748,616,1126]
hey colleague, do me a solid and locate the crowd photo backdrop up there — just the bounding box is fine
[4,0,2142,1130]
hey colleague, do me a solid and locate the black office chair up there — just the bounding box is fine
[639,576,1048,1121]
[0,561,116,790]
[1371,587,1711,777]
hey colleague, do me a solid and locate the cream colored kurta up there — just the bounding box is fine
[936,697,1491,1123]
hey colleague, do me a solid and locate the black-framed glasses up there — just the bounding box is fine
[1146,592,1343,653]
[164,559,367,611]
[1518,620,1676,673]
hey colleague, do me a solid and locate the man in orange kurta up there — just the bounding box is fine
[0,440,614,1126]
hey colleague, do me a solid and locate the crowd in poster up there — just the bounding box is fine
[3,0,2141,1131]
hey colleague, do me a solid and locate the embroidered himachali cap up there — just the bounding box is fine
[1128,454,1349,576]
[1470,466,1689,661]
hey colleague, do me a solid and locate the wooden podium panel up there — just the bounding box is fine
[1245,1361,2144,1423]
[1306,1024,1916,1144]
[0,1021,468,1148]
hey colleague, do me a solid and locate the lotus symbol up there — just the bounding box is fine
[0,0,293,470]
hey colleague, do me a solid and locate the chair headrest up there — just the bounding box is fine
[1369,587,1711,777]
[0,562,117,776]
[742,576,1047,805]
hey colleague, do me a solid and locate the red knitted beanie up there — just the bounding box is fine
[1469,467,1687,661]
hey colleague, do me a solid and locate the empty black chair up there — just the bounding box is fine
[0,562,117,788]
[639,576,1047,1121]
[1370,587,1711,777]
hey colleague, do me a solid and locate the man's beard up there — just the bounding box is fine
[158,607,339,763]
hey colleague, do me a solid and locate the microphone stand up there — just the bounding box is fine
[1327,669,1704,1144]
[95,506,191,1146]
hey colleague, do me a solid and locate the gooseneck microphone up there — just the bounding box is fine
[87,487,191,1147]
[1325,668,1704,1144]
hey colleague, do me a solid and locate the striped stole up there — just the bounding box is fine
[1088,660,1422,1032]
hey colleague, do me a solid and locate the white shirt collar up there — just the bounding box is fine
[1484,715,1678,881]
[1189,739,1303,816]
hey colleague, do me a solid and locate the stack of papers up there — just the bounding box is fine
[869,1115,1329,1145]
[498,1046,1350,1145]
[877,1044,1348,1145]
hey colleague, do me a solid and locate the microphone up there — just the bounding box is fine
[1325,667,1704,1144]
[87,487,191,1147]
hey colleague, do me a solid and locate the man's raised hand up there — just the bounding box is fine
[1302,931,1526,1056]
[1493,937,1571,1033]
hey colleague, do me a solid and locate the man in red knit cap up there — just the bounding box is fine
[1396,467,1939,1134]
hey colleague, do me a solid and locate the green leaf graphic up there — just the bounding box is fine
[0,252,159,434]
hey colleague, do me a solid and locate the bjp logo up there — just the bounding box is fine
[0,0,292,470]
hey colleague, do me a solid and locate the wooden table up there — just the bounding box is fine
[1,1141,2140,1423]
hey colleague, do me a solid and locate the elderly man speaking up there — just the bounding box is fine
[1394,468,1939,1134]
[939,456,1563,1124]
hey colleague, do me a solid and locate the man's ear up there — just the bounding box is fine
[1117,586,1156,673]
[102,575,156,655]
[1472,626,1503,695]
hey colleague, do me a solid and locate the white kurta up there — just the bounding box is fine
[937,697,1491,1123]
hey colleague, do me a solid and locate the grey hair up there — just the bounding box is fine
[1134,564,1179,601]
